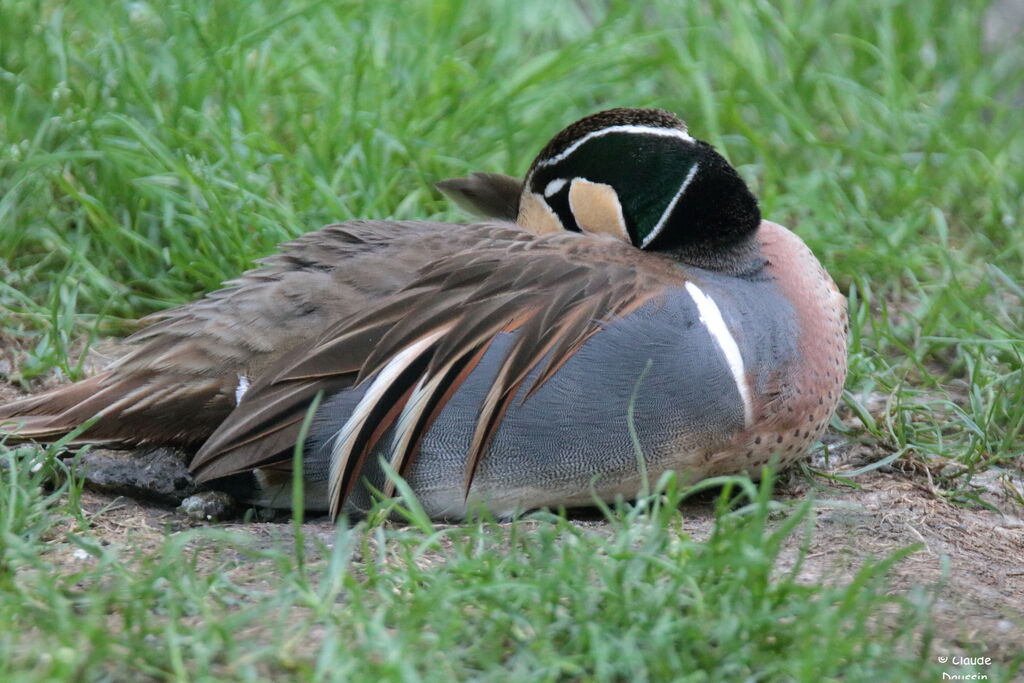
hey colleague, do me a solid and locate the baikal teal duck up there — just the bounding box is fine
[0,108,848,520]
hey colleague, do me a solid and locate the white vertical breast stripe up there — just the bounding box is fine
[683,282,753,426]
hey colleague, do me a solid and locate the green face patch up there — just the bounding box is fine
[528,130,700,248]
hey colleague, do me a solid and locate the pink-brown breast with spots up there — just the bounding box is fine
[709,221,849,474]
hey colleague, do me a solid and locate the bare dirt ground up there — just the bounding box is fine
[3,338,1023,667]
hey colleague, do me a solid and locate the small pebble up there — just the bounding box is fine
[178,491,237,521]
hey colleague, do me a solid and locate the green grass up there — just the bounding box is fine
[3,453,952,681]
[1,0,1022,679]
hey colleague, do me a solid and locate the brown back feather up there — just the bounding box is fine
[0,221,523,449]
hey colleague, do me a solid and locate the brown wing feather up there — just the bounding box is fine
[187,230,684,517]
[0,221,527,448]
[188,375,356,479]
[381,338,497,500]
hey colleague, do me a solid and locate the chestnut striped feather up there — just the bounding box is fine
[185,229,683,517]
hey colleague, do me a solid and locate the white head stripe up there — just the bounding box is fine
[535,125,695,169]
[544,178,567,197]
[683,282,753,427]
[640,163,699,248]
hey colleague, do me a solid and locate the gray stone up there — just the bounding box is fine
[178,491,237,521]
[76,447,196,505]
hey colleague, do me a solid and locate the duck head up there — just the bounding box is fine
[439,108,762,260]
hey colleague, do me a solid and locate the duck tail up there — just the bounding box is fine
[435,173,522,222]
[0,371,224,447]
[0,374,120,444]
